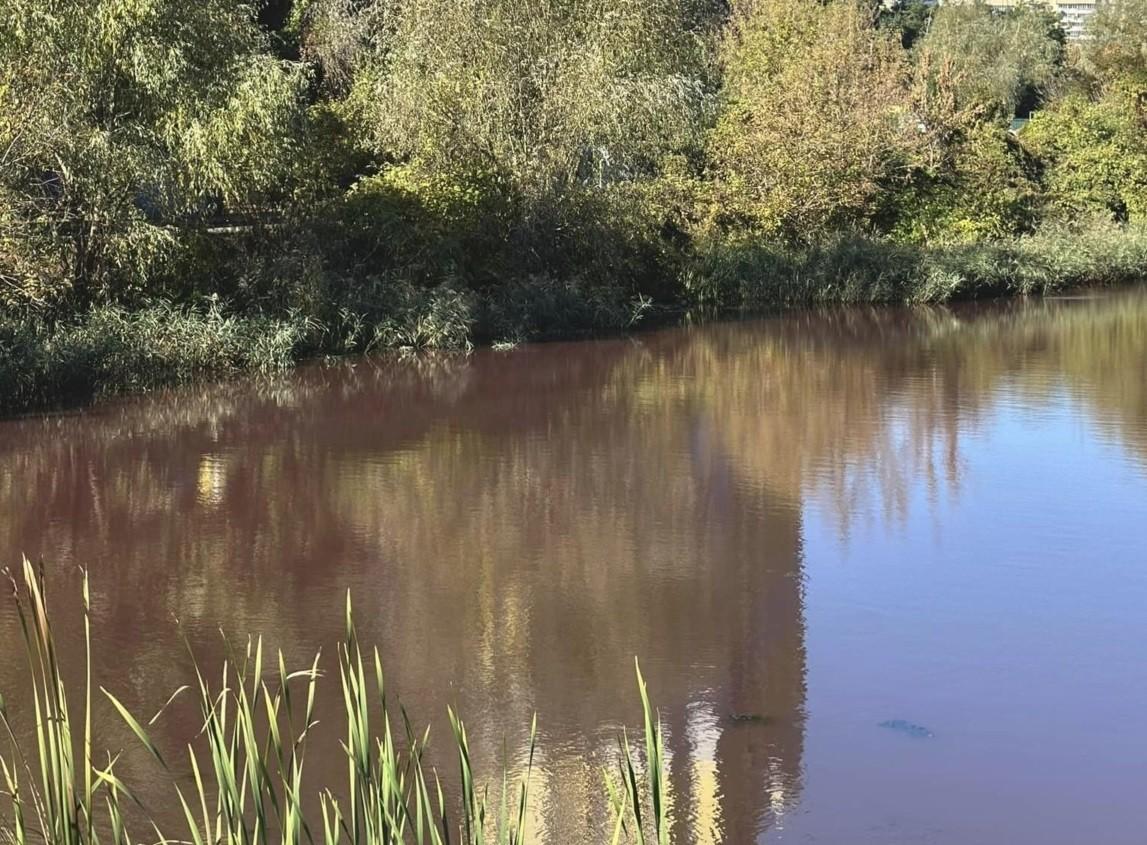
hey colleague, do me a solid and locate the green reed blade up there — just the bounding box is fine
[635,660,668,845]
[100,689,167,770]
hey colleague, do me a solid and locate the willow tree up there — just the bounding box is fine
[288,0,717,301]
[333,0,713,198]
[912,0,1064,123]
[0,0,305,308]
[708,0,916,239]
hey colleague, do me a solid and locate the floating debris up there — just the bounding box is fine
[878,719,934,738]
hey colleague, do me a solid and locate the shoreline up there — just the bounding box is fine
[3,224,1146,418]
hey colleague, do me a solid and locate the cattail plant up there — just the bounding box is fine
[1,567,670,845]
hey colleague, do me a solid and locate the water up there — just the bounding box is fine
[1,289,1146,843]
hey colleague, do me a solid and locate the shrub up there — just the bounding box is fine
[1023,84,1147,223]
[889,123,1043,242]
[478,275,651,345]
[0,302,301,413]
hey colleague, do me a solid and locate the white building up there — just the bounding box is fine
[1054,1,1100,39]
[939,0,1100,39]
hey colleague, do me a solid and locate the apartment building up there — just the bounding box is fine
[1054,0,1100,38]
[938,0,1100,39]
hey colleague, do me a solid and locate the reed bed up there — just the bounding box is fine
[0,560,670,845]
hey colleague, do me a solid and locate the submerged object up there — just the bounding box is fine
[878,719,934,738]
[727,712,769,724]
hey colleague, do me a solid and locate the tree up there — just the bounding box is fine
[1017,0,1147,224]
[1023,85,1147,222]
[912,1,1065,123]
[0,0,305,308]
[1084,0,1147,85]
[708,0,916,239]
[889,123,1041,241]
[329,0,714,200]
[874,1,1063,242]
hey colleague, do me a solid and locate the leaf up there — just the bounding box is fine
[101,687,168,770]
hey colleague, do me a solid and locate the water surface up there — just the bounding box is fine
[2,289,1146,843]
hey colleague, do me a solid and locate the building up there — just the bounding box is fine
[1054,0,1100,39]
[986,0,1099,39]
[938,0,1100,39]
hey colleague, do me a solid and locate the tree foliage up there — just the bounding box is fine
[0,0,1145,383]
[0,0,305,307]
[709,0,916,238]
[913,1,1065,121]
[892,124,1041,241]
[334,0,713,200]
[1024,84,1147,222]
[1085,0,1147,85]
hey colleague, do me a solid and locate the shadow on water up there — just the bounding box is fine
[0,287,1145,842]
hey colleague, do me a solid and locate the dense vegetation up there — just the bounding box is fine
[2,0,1147,409]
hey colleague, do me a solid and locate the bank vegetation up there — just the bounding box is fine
[3,0,1147,409]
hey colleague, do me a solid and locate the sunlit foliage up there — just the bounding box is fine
[913,1,1065,122]
[1084,0,1147,84]
[0,0,305,307]
[0,0,1145,402]
[1024,84,1147,223]
[334,0,712,198]
[709,0,915,238]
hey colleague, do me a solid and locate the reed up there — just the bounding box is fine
[0,560,139,845]
[0,562,670,845]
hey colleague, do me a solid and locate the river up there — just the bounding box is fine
[1,288,1146,843]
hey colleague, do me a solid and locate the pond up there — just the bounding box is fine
[1,288,1146,843]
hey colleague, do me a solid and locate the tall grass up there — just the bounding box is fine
[313,217,1147,355]
[685,219,1147,309]
[0,561,137,845]
[0,303,302,414]
[5,219,1142,416]
[0,562,670,845]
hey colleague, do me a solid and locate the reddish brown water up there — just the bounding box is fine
[2,289,1147,843]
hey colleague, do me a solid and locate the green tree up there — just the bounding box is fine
[1019,0,1147,224]
[288,0,719,305]
[890,123,1041,241]
[880,1,1062,242]
[708,0,916,239]
[1023,84,1147,222]
[913,1,1065,122]
[0,0,305,308]
[1084,0,1147,85]
[331,0,713,200]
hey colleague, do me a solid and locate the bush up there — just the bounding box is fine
[888,124,1043,242]
[478,275,652,345]
[0,302,301,413]
[1023,84,1147,223]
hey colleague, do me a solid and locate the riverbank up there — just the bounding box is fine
[3,220,1145,416]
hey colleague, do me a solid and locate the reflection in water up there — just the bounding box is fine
[0,289,1146,843]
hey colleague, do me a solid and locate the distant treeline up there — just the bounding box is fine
[1,0,1147,408]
